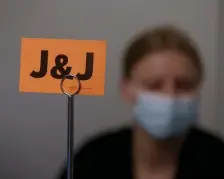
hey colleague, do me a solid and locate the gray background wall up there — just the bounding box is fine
[217,1,224,136]
[0,0,221,179]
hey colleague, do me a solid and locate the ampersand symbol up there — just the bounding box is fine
[50,54,72,79]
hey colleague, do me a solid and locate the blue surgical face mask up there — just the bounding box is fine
[133,92,199,140]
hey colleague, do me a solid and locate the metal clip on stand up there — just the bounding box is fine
[60,74,81,179]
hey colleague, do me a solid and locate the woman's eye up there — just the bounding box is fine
[146,81,163,90]
[176,80,195,91]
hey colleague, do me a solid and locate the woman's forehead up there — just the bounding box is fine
[130,51,198,80]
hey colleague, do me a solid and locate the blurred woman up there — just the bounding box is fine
[57,25,224,179]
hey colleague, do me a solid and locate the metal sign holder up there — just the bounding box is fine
[60,74,81,179]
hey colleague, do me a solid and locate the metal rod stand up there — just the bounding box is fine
[67,95,74,179]
[60,74,81,179]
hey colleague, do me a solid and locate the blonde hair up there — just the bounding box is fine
[122,25,203,82]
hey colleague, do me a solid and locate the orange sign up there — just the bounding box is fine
[19,38,107,95]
